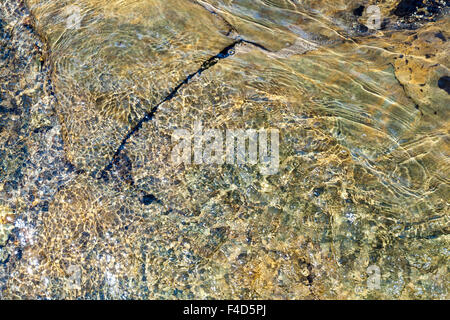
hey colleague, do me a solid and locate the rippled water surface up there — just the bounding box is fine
[0,0,449,299]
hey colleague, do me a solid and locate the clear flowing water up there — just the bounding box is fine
[0,0,448,299]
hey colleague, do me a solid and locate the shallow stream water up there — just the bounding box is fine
[0,0,448,299]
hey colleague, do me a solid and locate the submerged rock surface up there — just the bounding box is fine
[0,0,448,299]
